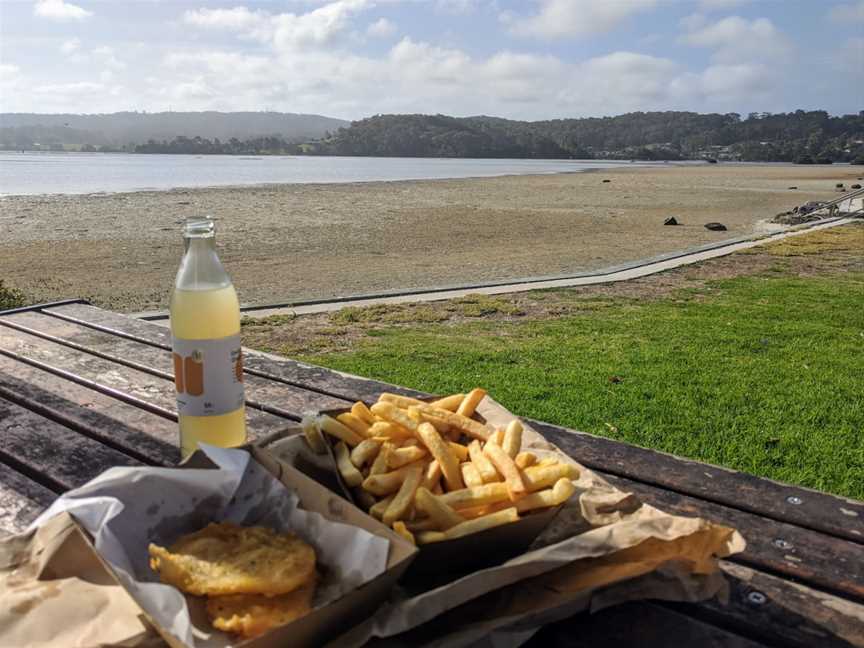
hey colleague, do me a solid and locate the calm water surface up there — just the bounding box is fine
[0,151,657,195]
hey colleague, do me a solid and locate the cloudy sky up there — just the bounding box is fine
[1,0,862,119]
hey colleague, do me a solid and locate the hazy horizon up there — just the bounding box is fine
[1,1,862,121]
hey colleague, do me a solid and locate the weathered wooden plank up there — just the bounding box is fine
[0,354,178,465]
[42,302,425,401]
[526,601,768,648]
[8,310,352,418]
[0,461,57,536]
[0,398,144,492]
[0,323,288,439]
[682,562,864,648]
[583,470,864,602]
[533,420,864,545]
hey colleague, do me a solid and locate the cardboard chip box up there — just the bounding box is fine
[274,396,574,579]
[0,445,417,648]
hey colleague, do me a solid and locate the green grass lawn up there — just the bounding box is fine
[302,273,864,499]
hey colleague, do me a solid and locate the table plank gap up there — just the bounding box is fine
[534,420,864,545]
[0,458,58,536]
[11,310,351,419]
[0,397,145,491]
[0,326,289,437]
[42,303,424,402]
[664,561,864,648]
[586,469,864,603]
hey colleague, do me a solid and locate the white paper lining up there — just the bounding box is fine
[29,445,390,647]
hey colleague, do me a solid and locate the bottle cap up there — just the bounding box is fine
[184,217,215,238]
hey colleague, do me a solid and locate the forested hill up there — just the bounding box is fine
[320,111,864,163]
[0,111,348,148]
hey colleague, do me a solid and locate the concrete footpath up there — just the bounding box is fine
[140,215,859,324]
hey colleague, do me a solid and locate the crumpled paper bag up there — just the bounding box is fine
[312,397,746,647]
[5,445,390,648]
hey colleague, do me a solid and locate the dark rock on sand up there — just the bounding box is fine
[852,184,862,189]
[602,179,611,183]
[788,186,798,189]
[835,183,845,188]
[704,222,727,231]
[664,217,679,225]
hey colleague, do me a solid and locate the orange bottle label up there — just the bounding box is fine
[171,335,244,416]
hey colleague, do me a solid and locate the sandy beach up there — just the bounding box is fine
[1,164,859,313]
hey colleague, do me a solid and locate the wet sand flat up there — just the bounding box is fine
[1,164,858,312]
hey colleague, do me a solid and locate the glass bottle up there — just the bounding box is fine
[170,217,246,459]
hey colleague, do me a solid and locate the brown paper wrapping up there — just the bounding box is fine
[0,397,745,647]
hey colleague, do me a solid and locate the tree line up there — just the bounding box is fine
[3,110,863,163]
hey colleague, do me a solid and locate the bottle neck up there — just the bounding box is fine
[175,235,231,291]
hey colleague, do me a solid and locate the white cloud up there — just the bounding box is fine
[699,63,771,95]
[183,1,369,51]
[60,37,81,55]
[182,7,272,40]
[92,46,126,71]
[34,0,92,21]
[510,0,659,39]
[367,17,396,38]
[436,0,479,14]
[682,16,792,63]
[699,0,752,10]
[828,1,864,23]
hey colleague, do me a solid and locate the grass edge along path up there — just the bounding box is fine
[286,232,864,500]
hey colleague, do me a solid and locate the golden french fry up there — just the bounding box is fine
[514,478,576,513]
[368,421,413,442]
[460,462,484,488]
[301,415,327,454]
[431,393,464,411]
[447,442,469,462]
[369,441,394,476]
[422,460,442,491]
[419,412,451,435]
[412,403,492,441]
[335,442,363,487]
[337,412,370,438]
[402,438,420,448]
[383,462,424,525]
[522,463,579,492]
[319,415,363,447]
[353,488,377,510]
[416,531,446,545]
[363,463,419,496]
[450,502,510,520]
[538,456,558,466]
[456,387,486,418]
[417,422,463,491]
[369,494,395,520]
[351,401,375,425]
[414,487,465,530]
[491,428,505,446]
[392,521,416,545]
[483,442,526,500]
[503,420,523,458]
[405,517,441,532]
[350,439,381,468]
[371,402,420,433]
[389,446,428,469]
[468,440,500,483]
[439,483,510,509]
[515,452,537,469]
[443,507,519,540]
[378,393,426,408]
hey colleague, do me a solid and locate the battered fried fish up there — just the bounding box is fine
[206,581,316,638]
[148,522,316,596]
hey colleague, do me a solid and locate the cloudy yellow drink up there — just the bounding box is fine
[170,217,246,459]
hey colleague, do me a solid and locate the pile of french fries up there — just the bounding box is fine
[302,388,578,545]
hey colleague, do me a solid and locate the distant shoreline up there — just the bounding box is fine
[3,164,858,314]
[0,154,669,197]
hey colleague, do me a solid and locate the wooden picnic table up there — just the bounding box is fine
[0,299,862,647]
